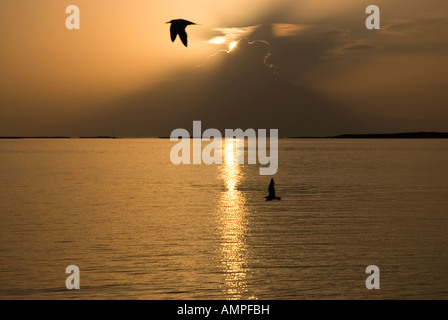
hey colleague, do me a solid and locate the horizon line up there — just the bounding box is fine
[1,131,448,140]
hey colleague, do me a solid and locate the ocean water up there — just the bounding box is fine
[0,139,447,300]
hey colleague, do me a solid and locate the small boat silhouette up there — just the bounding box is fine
[265,178,281,201]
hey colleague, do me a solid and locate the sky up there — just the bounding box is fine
[1,0,448,137]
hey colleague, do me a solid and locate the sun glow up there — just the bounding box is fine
[229,42,238,52]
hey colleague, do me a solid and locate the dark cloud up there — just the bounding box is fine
[77,19,448,138]
[198,39,275,79]
[78,31,372,137]
[246,24,352,81]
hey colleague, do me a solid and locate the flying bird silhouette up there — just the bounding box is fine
[166,19,196,47]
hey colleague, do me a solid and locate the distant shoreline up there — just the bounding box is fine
[162,132,448,139]
[1,132,448,139]
[0,136,72,139]
[0,136,118,139]
[290,132,448,139]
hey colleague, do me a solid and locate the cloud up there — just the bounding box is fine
[207,26,258,45]
[78,20,448,138]
[382,18,448,36]
[244,24,353,81]
[272,24,312,37]
[332,40,379,55]
[340,44,376,52]
[2,0,448,137]
[198,38,276,77]
[77,29,371,137]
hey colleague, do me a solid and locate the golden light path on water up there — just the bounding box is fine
[218,139,254,299]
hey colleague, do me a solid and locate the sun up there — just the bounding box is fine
[228,41,238,52]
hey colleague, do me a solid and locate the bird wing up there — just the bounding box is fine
[170,24,178,42]
[179,29,188,47]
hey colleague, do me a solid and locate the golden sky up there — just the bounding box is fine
[1,0,448,136]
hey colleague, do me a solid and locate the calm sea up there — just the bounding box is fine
[0,139,447,300]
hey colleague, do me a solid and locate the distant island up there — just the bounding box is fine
[0,136,119,139]
[78,136,118,139]
[290,132,448,139]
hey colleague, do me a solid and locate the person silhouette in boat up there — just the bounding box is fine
[265,178,281,201]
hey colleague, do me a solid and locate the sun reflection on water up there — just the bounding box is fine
[218,139,253,299]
